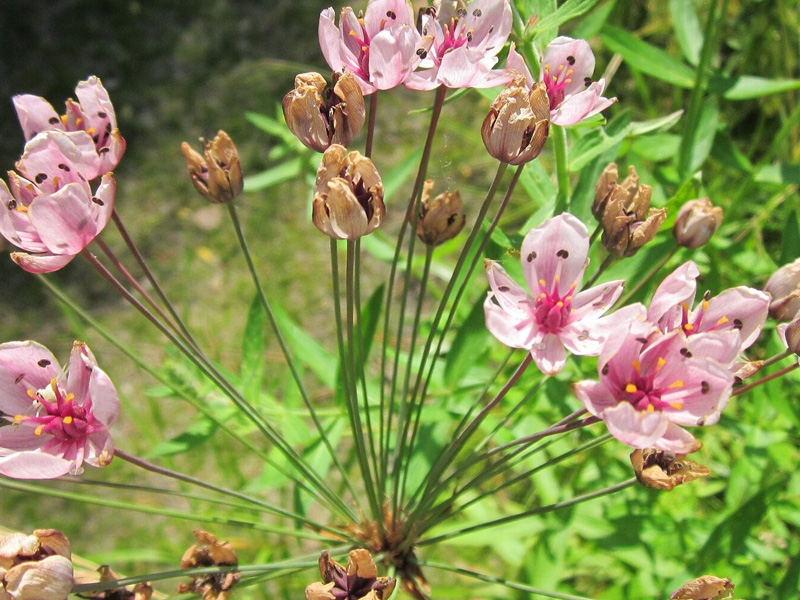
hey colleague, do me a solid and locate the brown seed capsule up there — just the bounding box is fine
[416,179,466,247]
[765,257,800,321]
[312,144,385,240]
[0,529,73,600]
[177,530,239,600]
[181,131,243,204]
[630,448,709,491]
[306,550,395,600]
[283,71,365,152]
[592,162,619,220]
[669,575,735,600]
[481,77,549,165]
[673,198,723,249]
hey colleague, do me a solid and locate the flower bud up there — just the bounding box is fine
[630,448,709,491]
[673,198,723,249]
[765,257,800,321]
[592,162,618,220]
[181,131,243,204]
[0,529,73,600]
[481,77,549,165]
[669,575,734,600]
[312,144,385,240]
[177,530,239,600]
[283,72,365,152]
[416,179,465,247]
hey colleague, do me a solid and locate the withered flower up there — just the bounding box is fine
[669,575,735,600]
[306,550,395,600]
[732,360,764,385]
[0,529,73,600]
[597,165,665,257]
[630,448,710,491]
[592,162,619,220]
[312,144,385,240]
[283,72,365,152]
[181,131,243,204]
[673,198,723,249]
[416,179,466,247]
[783,316,800,355]
[765,257,800,321]
[78,566,152,600]
[177,530,239,600]
[481,77,549,165]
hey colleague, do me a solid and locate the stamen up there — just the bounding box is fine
[668,380,684,389]
[60,115,68,126]
[625,383,637,393]
[16,205,29,213]
[27,389,38,399]
[702,300,710,311]
[669,402,684,410]
[34,425,44,436]
[632,360,641,373]
[683,323,694,331]
[63,416,73,424]
[14,415,27,423]
[646,404,655,412]
[716,316,729,325]
[656,357,666,370]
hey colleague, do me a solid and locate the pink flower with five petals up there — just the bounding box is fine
[574,321,734,453]
[484,213,634,375]
[507,37,616,125]
[0,340,120,479]
[13,76,125,178]
[0,131,115,273]
[319,0,432,95]
[406,0,513,90]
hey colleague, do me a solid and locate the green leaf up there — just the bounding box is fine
[630,133,681,162]
[245,110,294,142]
[600,25,696,88]
[754,163,800,185]
[243,158,304,192]
[444,295,490,387]
[147,418,218,458]
[571,0,616,41]
[709,75,800,100]
[383,149,423,201]
[359,284,385,362]
[780,211,800,265]
[681,100,719,173]
[628,110,683,136]
[241,294,265,400]
[669,0,703,65]
[568,111,632,171]
[533,0,604,34]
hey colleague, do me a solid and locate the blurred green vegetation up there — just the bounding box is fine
[1,1,799,599]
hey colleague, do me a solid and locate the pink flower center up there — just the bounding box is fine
[12,379,99,442]
[432,18,473,64]
[533,276,576,334]
[543,57,592,110]
[619,358,685,413]
[348,21,373,81]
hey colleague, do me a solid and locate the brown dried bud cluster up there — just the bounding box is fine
[283,72,365,152]
[595,164,665,257]
[306,550,395,600]
[177,530,239,600]
[313,144,385,240]
[416,179,466,247]
[181,131,243,204]
[765,257,800,321]
[481,77,549,165]
[669,575,735,599]
[0,529,73,600]
[78,566,152,600]
[630,448,710,491]
[673,198,723,249]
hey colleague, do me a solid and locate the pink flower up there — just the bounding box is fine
[508,37,616,126]
[0,131,115,273]
[0,340,119,479]
[647,261,771,365]
[405,0,513,90]
[484,213,632,375]
[319,0,431,95]
[574,321,735,453]
[13,76,125,178]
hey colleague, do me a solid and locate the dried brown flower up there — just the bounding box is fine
[673,198,723,249]
[306,550,395,600]
[416,180,466,247]
[765,257,800,321]
[630,448,710,491]
[78,566,152,600]
[177,530,239,600]
[0,529,73,600]
[669,575,735,599]
[181,131,243,204]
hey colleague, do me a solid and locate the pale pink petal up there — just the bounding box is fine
[12,95,64,141]
[96,130,126,175]
[562,298,640,356]
[435,48,503,89]
[319,8,344,73]
[403,68,441,91]
[648,261,699,327]
[66,342,94,399]
[83,429,115,468]
[550,82,615,126]
[685,330,741,367]
[0,451,73,479]
[602,402,669,449]
[0,341,60,414]
[90,173,116,231]
[61,130,102,180]
[541,37,596,96]
[702,287,770,349]
[657,357,733,427]
[0,180,48,252]
[520,213,589,297]
[573,380,618,416]
[364,0,415,34]
[530,332,566,375]
[570,279,625,318]
[654,423,701,454]
[339,8,364,59]
[483,294,538,349]
[0,425,51,451]
[15,131,90,193]
[74,76,117,131]
[11,251,75,273]
[506,43,534,87]
[29,183,98,254]
[465,0,512,55]
[87,366,120,428]
[369,25,420,89]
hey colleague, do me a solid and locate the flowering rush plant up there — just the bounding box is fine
[2,1,799,599]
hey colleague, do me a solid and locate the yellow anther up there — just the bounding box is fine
[540,293,547,299]
[680,302,690,312]
[683,323,694,331]
[566,69,574,75]
[60,115,68,126]
[556,301,564,308]
[656,357,666,371]
[646,404,655,412]
[669,402,684,410]
[16,205,29,213]
[668,380,684,389]
[13,415,26,423]
[539,279,547,287]
[625,383,637,393]
[34,425,44,436]
[27,389,37,399]
[632,360,641,373]
[558,64,564,70]
[552,75,557,82]
[702,300,710,311]
[566,78,573,83]
[64,393,74,403]
[86,126,97,136]
[717,316,729,325]
[544,64,550,72]
[76,117,84,128]
[62,416,73,425]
